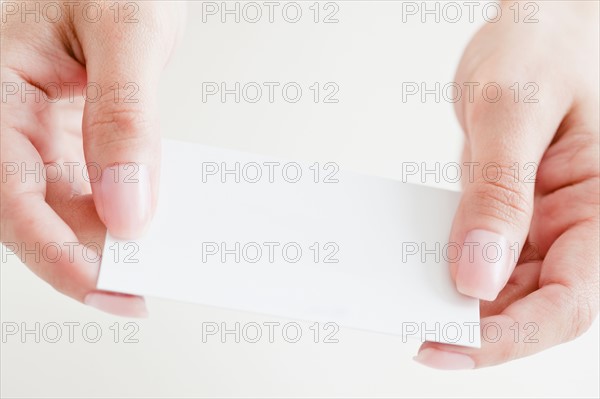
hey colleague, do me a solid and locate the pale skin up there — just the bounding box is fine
[0,1,598,369]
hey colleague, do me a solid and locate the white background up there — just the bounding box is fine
[2,1,599,397]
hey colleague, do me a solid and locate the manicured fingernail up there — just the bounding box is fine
[456,229,510,301]
[100,164,151,239]
[413,348,475,370]
[84,292,148,318]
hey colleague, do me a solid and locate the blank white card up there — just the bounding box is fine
[98,139,480,347]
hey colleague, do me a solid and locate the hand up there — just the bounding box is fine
[414,1,599,368]
[0,1,185,316]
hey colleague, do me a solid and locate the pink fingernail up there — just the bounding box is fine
[456,229,511,301]
[100,164,151,239]
[413,348,475,370]
[84,292,148,318]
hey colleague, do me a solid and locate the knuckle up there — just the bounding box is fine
[0,195,34,243]
[566,284,598,341]
[84,105,155,151]
[568,131,600,179]
[470,164,533,227]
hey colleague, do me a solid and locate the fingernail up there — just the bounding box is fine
[84,292,148,318]
[413,348,475,370]
[100,163,151,239]
[456,229,511,301]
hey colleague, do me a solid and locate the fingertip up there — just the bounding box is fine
[98,163,152,240]
[413,347,475,370]
[84,292,149,318]
[455,229,512,301]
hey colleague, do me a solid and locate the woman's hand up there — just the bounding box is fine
[415,1,599,369]
[0,1,185,316]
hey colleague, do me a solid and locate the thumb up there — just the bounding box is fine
[450,96,567,301]
[77,4,175,239]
